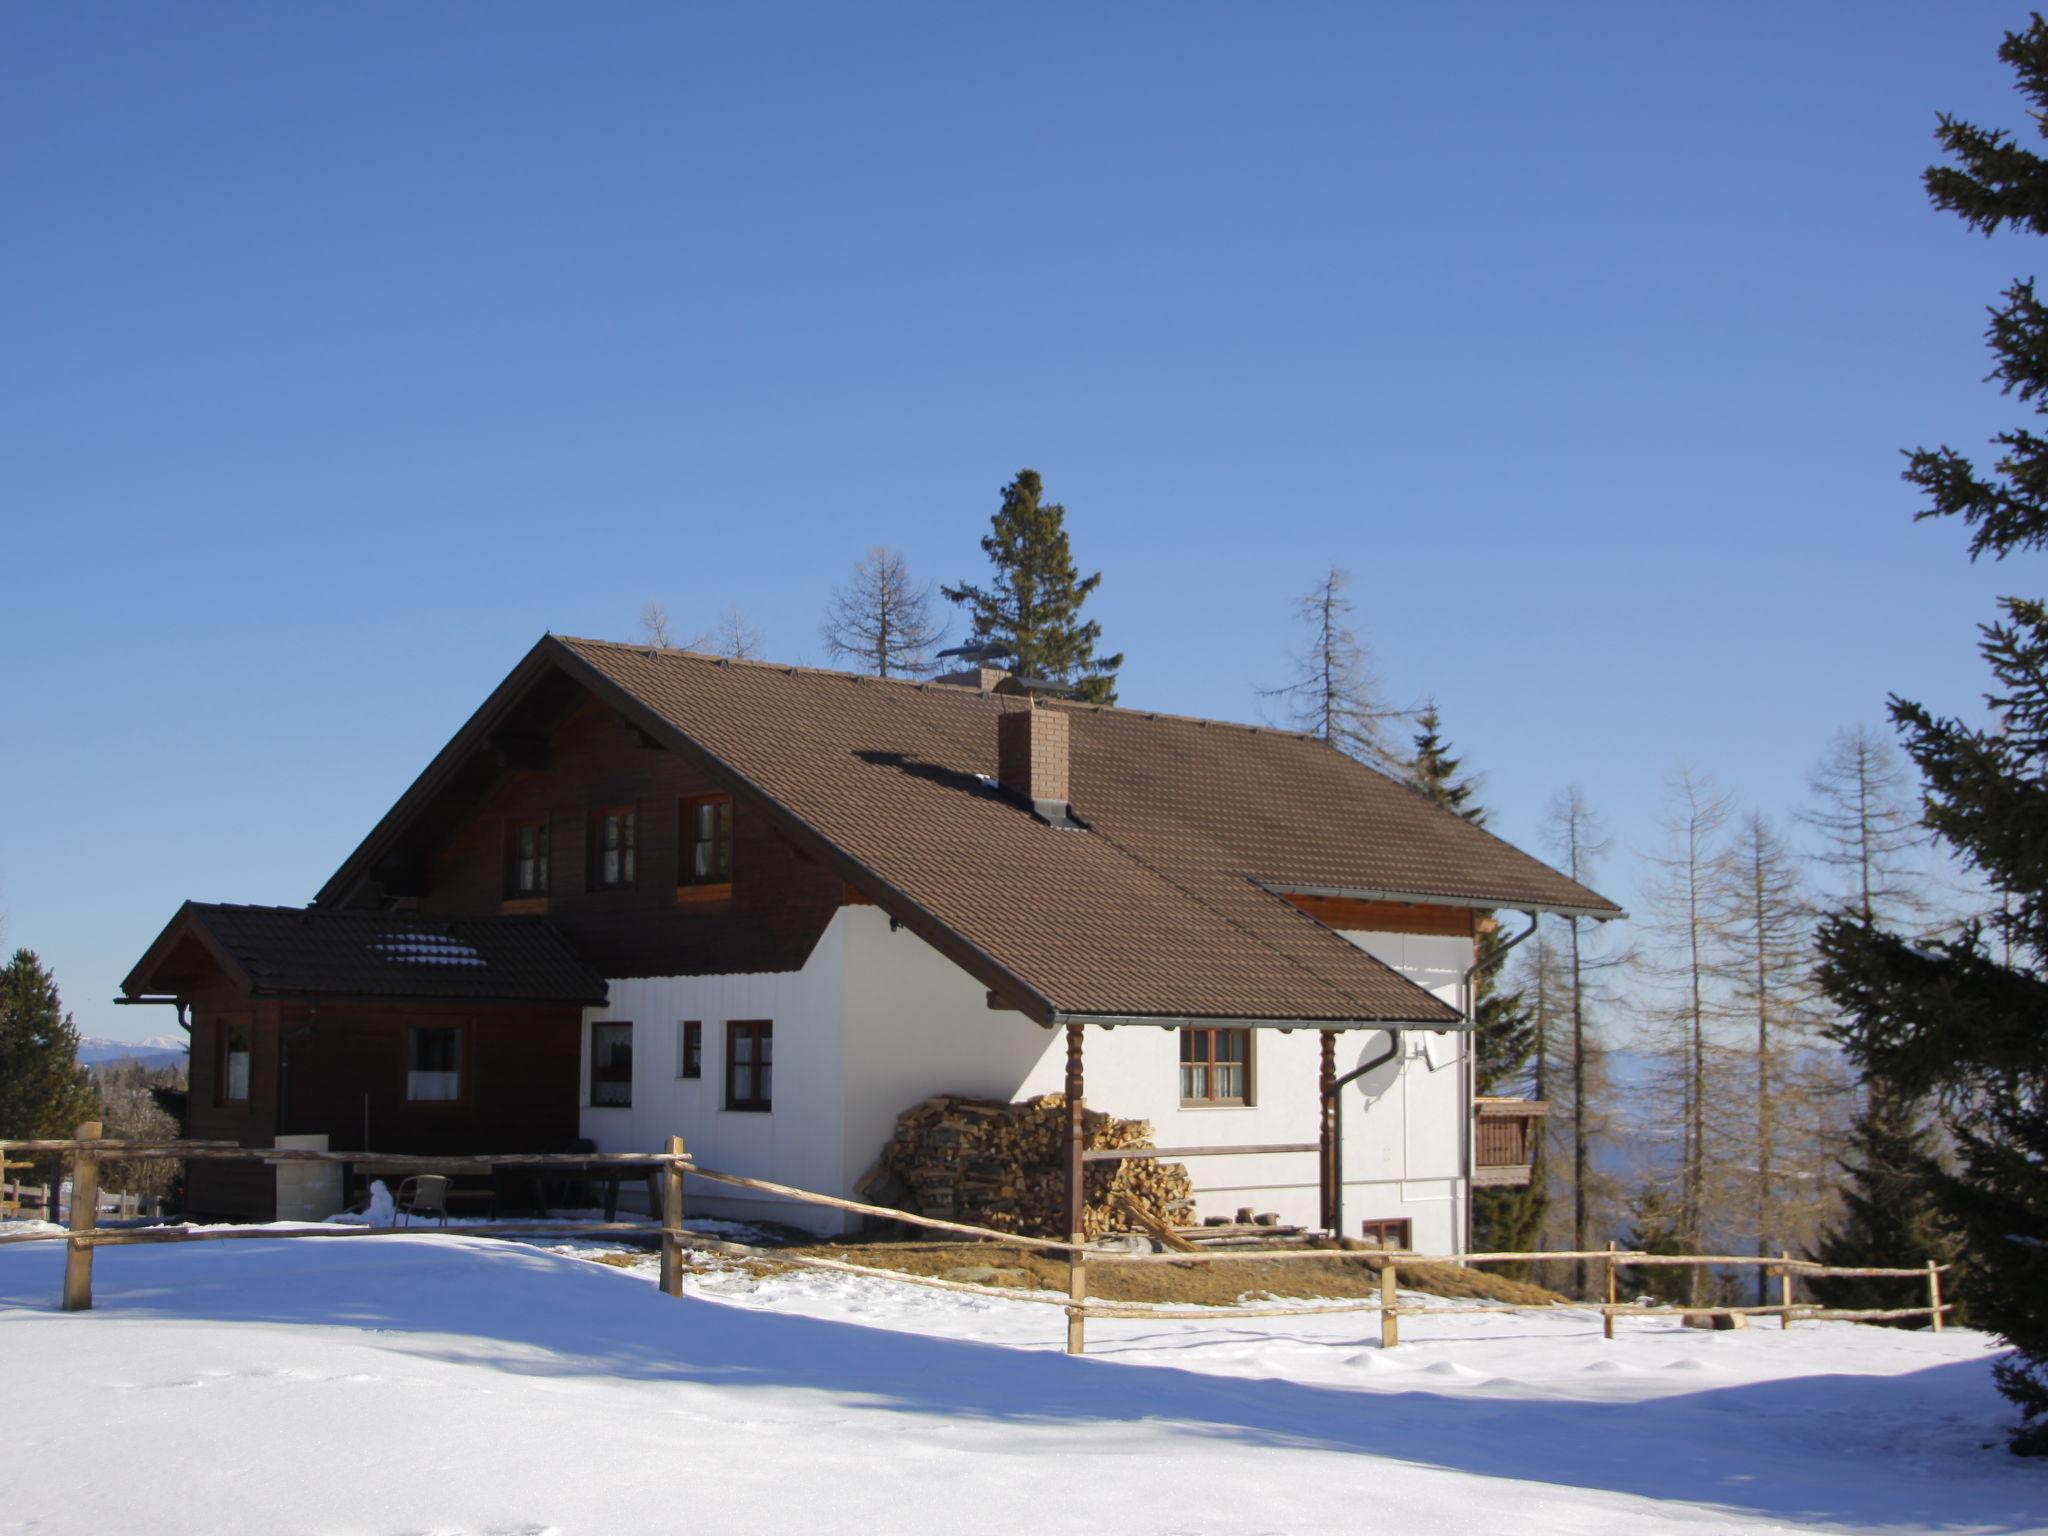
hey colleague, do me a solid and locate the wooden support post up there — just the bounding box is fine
[1780,1250,1794,1329]
[1379,1260,1399,1349]
[1318,1031,1337,1235]
[659,1136,686,1299]
[1603,1240,1618,1340]
[1063,1022,1085,1242]
[62,1121,102,1313]
[1927,1260,1944,1333]
[1066,1238,1087,1356]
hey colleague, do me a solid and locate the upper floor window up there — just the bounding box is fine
[218,1017,252,1105]
[588,806,637,889]
[678,1019,702,1079]
[591,1021,633,1107]
[725,1020,772,1112]
[504,819,549,897]
[407,1025,463,1103]
[1179,1027,1251,1106]
[680,794,734,886]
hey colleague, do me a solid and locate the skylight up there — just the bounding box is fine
[370,930,487,968]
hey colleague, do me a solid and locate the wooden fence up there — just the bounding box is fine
[1,1128,1951,1356]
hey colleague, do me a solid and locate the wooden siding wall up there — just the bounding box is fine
[419,698,847,978]
[183,996,582,1221]
[1282,894,1479,938]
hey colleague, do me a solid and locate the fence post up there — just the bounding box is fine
[1066,1235,1087,1356]
[1780,1250,1794,1329]
[62,1121,102,1313]
[659,1136,686,1299]
[1603,1240,1617,1340]
[1380,1259,1399,1348]
[1927,1260,1944,1334]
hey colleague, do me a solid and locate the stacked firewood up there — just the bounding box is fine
[861,1093,1195,1240]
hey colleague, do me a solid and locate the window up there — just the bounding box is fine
[218,1017,251,1105]
[588,806,637,889]
[1358,1217,1412,1250]
[678,1020,702,1079]
[725,1020,772,1112]
[591,1021,633,1107]
[406,1025,463,1103]
[504,819,549,897]
[679,794,734,886]
[1179,1027,1251,1105]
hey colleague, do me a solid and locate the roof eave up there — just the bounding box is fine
[1048,1008,1468,1032]
[1262,883,1626,923]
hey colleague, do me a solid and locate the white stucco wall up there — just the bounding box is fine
[583,906,1473,1250]
[578,913,851,1228]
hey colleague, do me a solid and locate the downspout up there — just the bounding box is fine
[1327,1029,1404,1242]
[1460,912,1541,1254]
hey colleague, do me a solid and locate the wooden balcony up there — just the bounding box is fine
[1473,1097,1549,1187]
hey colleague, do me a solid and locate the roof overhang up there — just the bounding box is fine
[1050,1010,1470,1033]
[1262,883,1627,924]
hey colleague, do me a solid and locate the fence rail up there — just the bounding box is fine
[2,1130,1952,1354]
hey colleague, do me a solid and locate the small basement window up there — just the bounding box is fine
[589,806,637,889]
[504,818,550,897]
[591,1021,633,1108]
[678,1020,702,1080]
[218,1017,252,1105]
[679,793,734,887]
[1179,1027,1251,1106]
[725,1020,772,1112]
[406,1025,463,1103]
[1359,1217,1412,1250]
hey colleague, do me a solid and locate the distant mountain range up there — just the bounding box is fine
[75,1035,188,1070]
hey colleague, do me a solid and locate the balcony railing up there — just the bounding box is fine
[1473,1097,1549,1187]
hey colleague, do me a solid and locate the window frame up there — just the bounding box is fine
[678,1020,703,1080]
[676,792,735,898]
[587,804,638,891]
[590,1020,634,1109]
[404,1022,467,1107]
[217,1016,253,1107]
[503,817,550,899]
[1178,1026,1253,1107]
[1358,1217,1413,1251]
[724,1019,773,1113]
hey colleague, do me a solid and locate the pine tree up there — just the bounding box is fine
[1620,1182,1690,1306]
[942,470,1122,704]
[1263,570,1408,771]
[821,547,945,678]
[1808,1091,1959,1325]
[0,950,98,1144]
[1406,708,1547,1263]
[1817,16,2048,1451]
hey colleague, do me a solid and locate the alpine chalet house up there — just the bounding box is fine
[122,635,1620,1246]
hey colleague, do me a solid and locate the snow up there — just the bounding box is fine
[0,1230,2040,1536]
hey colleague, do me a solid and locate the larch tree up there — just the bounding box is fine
[942,469,1122,704]
[1639,769,1739,1303]
[1545,786,1627,1295]
[1408,708,1546,1261]
[1263,569,1409,772]
[1717,810,1834,1301]
[639,601,676,649]
[1798,724,1929,930]
[709,605,764,661]
[1817,14,2048,1451]
[821,546,945,678]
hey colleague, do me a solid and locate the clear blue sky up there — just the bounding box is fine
[2,4,2035,1040]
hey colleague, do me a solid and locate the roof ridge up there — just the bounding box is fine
[549,634,1320,740]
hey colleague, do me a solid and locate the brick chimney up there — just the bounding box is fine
[933,664,1011,691]
[998,704,1073,825]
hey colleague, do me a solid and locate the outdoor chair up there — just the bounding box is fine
[394,1174,450,1228]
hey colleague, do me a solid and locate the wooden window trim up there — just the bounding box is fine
[678,792,735,893]
[402,1022,469,1110]
[590,1020,634,1109]
[1178,1026,1253,1107]
[216,1015,253,1108]
[678,1020,703,1080]
[724,1019,772,1112]
[503,817,551,900]
[587,804,638,891]
[1359,1217,1412,1250]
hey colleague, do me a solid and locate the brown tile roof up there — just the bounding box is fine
[123,902,608,1006]
[532,638,1617,1027]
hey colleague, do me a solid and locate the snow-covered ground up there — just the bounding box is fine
[0,1229,2040,1536]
